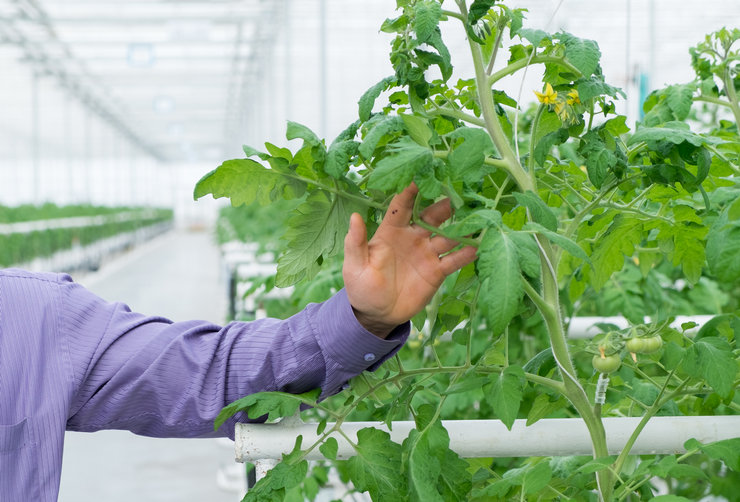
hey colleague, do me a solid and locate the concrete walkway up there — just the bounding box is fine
[58,229,245,502]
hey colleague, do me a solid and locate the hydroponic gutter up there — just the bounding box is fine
[235,416,740,462]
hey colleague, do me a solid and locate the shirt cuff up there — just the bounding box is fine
[309,289,409,396]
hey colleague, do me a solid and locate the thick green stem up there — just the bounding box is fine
[722,67,740,126]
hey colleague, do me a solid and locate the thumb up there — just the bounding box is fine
[343,213,368,279]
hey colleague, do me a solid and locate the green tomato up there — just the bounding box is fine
[642,336,663,354]
[625,337,646,353]
[592,354,621,374]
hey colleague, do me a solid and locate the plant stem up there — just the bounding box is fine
[427,106,487,128]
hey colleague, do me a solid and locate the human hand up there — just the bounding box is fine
[343,184,477,338]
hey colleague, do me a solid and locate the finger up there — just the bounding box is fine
[430,235,459,255]
[420,198,452,227]
[439,246,478,276]
[343,213,369,277]
[382,183,419,228]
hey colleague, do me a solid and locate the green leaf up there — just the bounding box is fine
[444,209,502,239]
[214,389,320,430]
[245,437,308,502]
[628,121,707,147]
[276,191,364,286]
[319,437,338,460]
[522,222,591,263]
[445,127,495,183]
[684,437,740,471]
[576,76,625,102]
[706,198,740,282]
[358,76,396,122]
[578,130,618,188]
[413,1,442,43]
[478,229,524,335]
[589,215,643,289]
[359,116,405,158]
[342,428,404,501]
[489,365,525,430]
[523,461,552,495]
[510,231,541,278]
[682,337,738,397]
[665,84,695,120]
[513,191,558,231]
[468,0,496,24]
[286,121,321,147]
[243,144,270,160]
[518,28,550,48]
[193,159,305,206]
[368,137,434,192]
[325,140,359,179]
[649,496,693,502]
[401,113,433,147]
[560,32,601,77]
[526,393,566,426]
[533,128,569,165]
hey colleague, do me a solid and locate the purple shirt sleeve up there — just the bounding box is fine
[62,279,409,439]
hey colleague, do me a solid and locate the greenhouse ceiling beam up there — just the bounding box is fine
[37,15,255,25]
[1,3,167,161]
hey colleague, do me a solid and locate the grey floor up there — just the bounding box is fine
[57,229,245,502]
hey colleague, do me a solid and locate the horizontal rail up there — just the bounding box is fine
[0,209,164,235]
[235,416,740,462]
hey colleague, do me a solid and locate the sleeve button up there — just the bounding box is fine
[363,352,376,362]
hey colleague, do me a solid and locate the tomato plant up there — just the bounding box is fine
[196,3,739,501]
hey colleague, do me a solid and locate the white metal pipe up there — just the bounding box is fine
[235,416,740,462]
[566,315,712,339]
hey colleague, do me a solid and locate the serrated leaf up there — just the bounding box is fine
[468,0,496,24]
[445,127,495,183]
[368,137,434,192]
[706,200,740,282]
[342,428,404,501]
[518,28,550,47]
[478,230,523,335]
[358,76,396,122]
[684,437,740,471]
[244,437,308,502]
[276,191,364,286]
[325,140,359,179]
[193,159,305,206]
[513,191,558,231]
[319,437,338,460]
[628,121,707,147]
[401,113,433,147]
[510,231,541,278]
[243,144,270,160]
[665,84,695,120]
[576,76,625,102]
[589,215,643,289]
[489,365,525,430]
[214,389,320,430]
[413,1,442,43]
[579,131,617,188]
[526,393,566,426]
[682,337,738,397]
[522,222,591,264]
[359,116,405,158]
[533,128,569,165]
[523,462,552,495]
[286,121,321,147]
[560,32,601,77]
[444,209,502,239]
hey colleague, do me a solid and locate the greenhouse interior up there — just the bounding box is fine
[1,0,738,501]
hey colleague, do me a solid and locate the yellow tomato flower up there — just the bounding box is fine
[534,83,558,105]
[566,89,581,105]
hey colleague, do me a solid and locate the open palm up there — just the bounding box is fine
[343,184,477,337]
